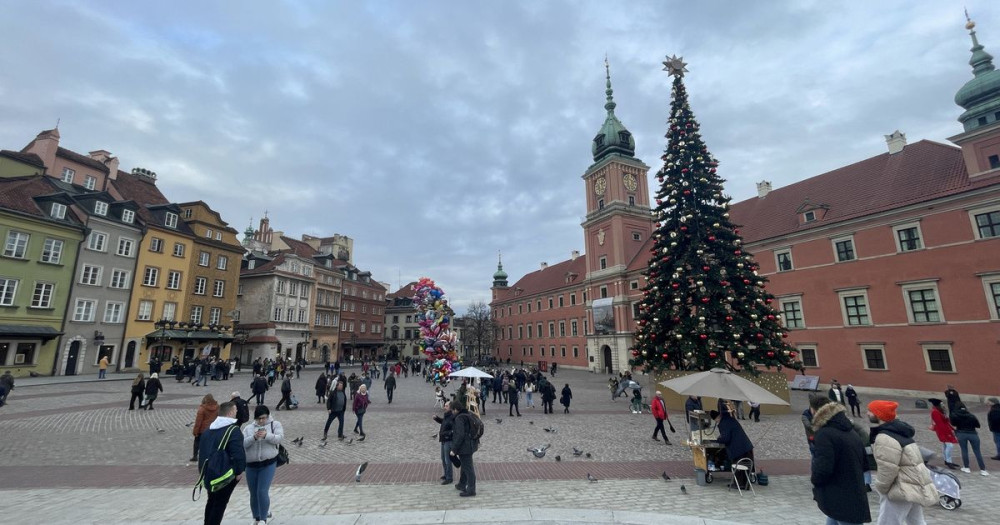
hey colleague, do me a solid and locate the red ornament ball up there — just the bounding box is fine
[708,352,717,359]
[683,190,691,196]
[661,353,669,359]
[766,351,775,358]
[734,250,742,255]
[631,350,639,357]
[743,279,751,285]
[699,334,708,340]
[766,315,775,321]
[756,333,764,340]
[708,236,716,241]
[701,297,710,303]
[789,351,798,358]
[671,283,679,289]
[725,316,733,322]
[702,266,711,271]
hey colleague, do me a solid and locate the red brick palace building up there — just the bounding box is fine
[491,27,1000,397]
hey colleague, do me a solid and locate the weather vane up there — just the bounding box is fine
[663,54,688,78]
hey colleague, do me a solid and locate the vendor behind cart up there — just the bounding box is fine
[711,409,755,489]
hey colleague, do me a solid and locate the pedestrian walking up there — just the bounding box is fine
[353,384,370,441]
[231,391,250,427]
[540,378,556,414]
[98,355,109,379]
[191,394,220,462]
[845,384,862,417]
[950,403,989,475]
[143,373,163,410]
[988,397,1000,460]
[323,381,347,441]
[314,373,328,404]
[198,401,246,525]
[928,398,959,469]
[128,373,145,410]
[434,405,456,485]
[0,370,14,407]
[524,381,535,408]
[828,379,846,406]
[449,400,479,497]
[560,384,572,414]
[243,405,283,525]
[810,396,871,525]
[748,401,761,422]
[276,374,293,410]
[650,391,673,444]
[251,373,268,406]
[868,400,937,524]
[508,381,521,417]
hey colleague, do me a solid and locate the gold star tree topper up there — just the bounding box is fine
[663,54,688,78]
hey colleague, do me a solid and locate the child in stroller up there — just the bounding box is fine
[921,446,962,510]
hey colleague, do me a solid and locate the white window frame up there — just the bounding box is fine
[30,282,54,308]
[79,264,102,286]
[803,210,817,223]
[796,344,819,368]
[103,302,125,324]
[173,243,185,257]
[198,251,210,266]
[774,248,794,272]
[778,295,806,329]
[50,202,67,219]
[149,237,163,253]
[215,232,222,241]
[969,204,1000,240]
[142,266,159,287]
[205,228,213,238]
[164,212,178,229]
[87,231,108,252]
[899,280,944,324]
[137,300,153,321]
[121,209,134,224]
[274,307,282,321]
[194,277,207,295]
[4,231,30,258]
[166,271,182,290]
[190,306,203,325]
[0,278,18,306]
[837,288,872,326]
[860,344,888,371]
[216,255,228,270]
[981,273,1000,321]
[922,343,956,373]
[83,175,97,190]
[209,307,221,325]
[831,235,856,262]
[162,302,177,321]
[213,280,225,297]
[93,201,108,216]
[109,269,131,289]
[891,221,924,253]
[60,167,75,183]
[41,238,64,264]
[73,298,96,322]
[116,237,136,258]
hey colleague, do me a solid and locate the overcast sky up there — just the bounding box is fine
[1,1,996,313]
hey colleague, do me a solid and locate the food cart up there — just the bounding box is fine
[686,410,729,484]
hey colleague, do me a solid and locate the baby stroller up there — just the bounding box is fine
[920,446,961,510]
[288,394,300,410]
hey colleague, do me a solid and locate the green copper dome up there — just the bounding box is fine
[592,59,635,162]
[492,253,508,287]
[955,20,1000,131]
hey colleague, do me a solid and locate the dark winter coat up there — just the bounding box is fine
[144,378,163,397]
[540,381,556,402]
[451,409,478,455]
[197,422,246,477]
[438,411,456,443]
[989,404,1000,433]
[844,386,860,406]
[327,389,347,413]
[385,375,397,391]
[684,396,702,420]
[315,375,327,397]
[716,413,753,462]
[810,403,871,524]
[950,408,981,433]
[560,386,572,407]
[251,376,268,395]
[131,379,146,396]
[280,378,292,394]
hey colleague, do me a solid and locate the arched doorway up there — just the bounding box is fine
[295,343,304,362]
[125,341,137,368]
[321,344,330,364]
[65,340,81,376]
[602,345,613,374]
[389,345,399,360]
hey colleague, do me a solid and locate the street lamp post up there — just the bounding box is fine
[301,331,311,364]
[350,333,358,365]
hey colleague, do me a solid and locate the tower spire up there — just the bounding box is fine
[604,55,616,113]
[591,56,636,161]
[965,11,995,76]
[492,250,508,287]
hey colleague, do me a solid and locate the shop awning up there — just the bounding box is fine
[0,324,63,343]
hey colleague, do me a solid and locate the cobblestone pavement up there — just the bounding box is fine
[1,366,997,523]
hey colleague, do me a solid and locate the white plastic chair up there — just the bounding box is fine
[730,457,756,496]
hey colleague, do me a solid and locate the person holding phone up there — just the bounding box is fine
[243,405,283,525]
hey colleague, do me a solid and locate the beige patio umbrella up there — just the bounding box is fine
[658,368,789,405]
[448,366,494,379]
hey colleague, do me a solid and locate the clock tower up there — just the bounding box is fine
[582,59,653,371]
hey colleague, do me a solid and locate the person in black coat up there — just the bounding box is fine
[711,409,754,489]
[988,397,1000,460]
[560,384,573,414]
[143,373,163,410]
[810,395,871,524]
[250,374,268,406]
[449,401,478,497]
[385,373,397,404]
[276,374,293,410]
[434,405,456,484]
[129,373,146,410]
[315,373,328,404]
[198,401,246,525]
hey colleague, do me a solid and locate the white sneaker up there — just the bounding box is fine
[960,467,971,473]
[981,470,990,476]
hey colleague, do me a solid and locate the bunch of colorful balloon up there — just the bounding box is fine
[413,277,460,383]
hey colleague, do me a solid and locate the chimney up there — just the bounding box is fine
[885,130,906,155]
[23,128,60,169]
[571,250,580,261]
[89,150,112,162]
[540,262,548,270]
[756,181,772,199]
[131,167,157,183]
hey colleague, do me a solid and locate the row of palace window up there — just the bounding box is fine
[795,344,957,373]
[147,236,230,270]
[497,291,588,318]
[773,210,1000,272]
[778,277,1000,328]
[342,285,382,302]
[135,300,223,325]
[3,231,72,263]
[139,266,226,297]
[500,319,586,340]
[274,307,309,323]
[338,320,383,334]
[314,311,340,327]
[341,301,380,315]
[275,279,311,298]
[505,345,580,359]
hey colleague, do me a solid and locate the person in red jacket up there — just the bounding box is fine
[929,398,959,469]
[651,391,673,445]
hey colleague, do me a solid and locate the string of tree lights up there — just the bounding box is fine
[630,55,802,374]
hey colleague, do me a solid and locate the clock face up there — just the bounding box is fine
[594,176,607,195]
[623,173,637,192]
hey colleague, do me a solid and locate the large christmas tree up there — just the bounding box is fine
[631,56,801,374]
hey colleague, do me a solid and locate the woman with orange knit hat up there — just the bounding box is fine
[868,400,937,524]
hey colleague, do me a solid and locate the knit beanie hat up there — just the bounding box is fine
[868,400,898,422]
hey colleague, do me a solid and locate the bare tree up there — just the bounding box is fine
[465,301,496,361]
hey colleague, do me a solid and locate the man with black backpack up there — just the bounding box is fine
[197,401,246,525]
[449,400,482,497]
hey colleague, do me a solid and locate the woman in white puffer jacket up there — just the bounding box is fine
[243,405,283,524]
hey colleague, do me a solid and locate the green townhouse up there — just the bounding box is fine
[0,176,87,377]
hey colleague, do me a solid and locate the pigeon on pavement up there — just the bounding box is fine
[156,428,165,433]
[318,441,328,448]
[585,453,592,459]
[662,472,671,481]
[528,421,534,425]
[680,484,687,494]
[495,418,503,424]
[184,422,194,428]
[586,473,598,482]
[572,448,584,456]
[345,438,354,445]
[355,462,368,482]
[528,444,551,458]
[555,455,561,461]
[544,426,557,433]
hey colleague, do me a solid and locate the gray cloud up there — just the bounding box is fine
[1,0,996,312]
